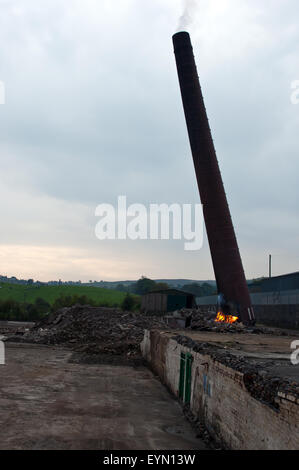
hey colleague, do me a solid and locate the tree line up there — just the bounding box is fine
[0,293,141,322]
[115,277,216,297]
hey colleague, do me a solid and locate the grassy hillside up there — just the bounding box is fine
[0,283,131,307]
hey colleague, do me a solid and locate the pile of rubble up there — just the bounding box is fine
[190,309,252,333]
[12,305,167,359]
[176,308,289,335]
[5,304,293,364]
[0,322,32,337]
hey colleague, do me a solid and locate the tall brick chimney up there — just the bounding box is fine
[173,31,255,325]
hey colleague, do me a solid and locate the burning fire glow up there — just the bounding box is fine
[215,312,238,324]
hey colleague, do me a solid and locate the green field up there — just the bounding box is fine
[0,283,132,307]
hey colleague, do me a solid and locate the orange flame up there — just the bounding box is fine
[215,312,238,324]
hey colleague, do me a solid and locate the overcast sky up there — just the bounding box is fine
[0,0,298,282]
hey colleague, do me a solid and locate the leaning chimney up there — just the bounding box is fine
[173,31,255,325]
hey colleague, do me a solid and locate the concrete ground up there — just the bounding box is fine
[0,343,206,450]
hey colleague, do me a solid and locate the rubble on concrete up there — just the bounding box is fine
[7,305,167,360]
[0,322,33,337]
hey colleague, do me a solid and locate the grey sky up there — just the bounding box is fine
[0,0,298,281]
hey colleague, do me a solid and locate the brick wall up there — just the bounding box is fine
[141,330,299,450]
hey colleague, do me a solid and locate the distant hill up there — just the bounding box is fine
[0,275,217,289]
[154,279,217,288]
[91,279,217,289]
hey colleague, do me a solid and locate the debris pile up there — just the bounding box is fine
[0,322,32,337]
[190,309,248,333]
[15,305,167,359]
[175,308,289,335]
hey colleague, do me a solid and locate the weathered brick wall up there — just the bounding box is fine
[143,329,169,383]
[141,330,299,450]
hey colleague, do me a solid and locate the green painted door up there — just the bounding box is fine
[179,352,185,399]
[179,352,193,404]
[184,353,193,404]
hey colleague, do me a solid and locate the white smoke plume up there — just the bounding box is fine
[177,0,198,32]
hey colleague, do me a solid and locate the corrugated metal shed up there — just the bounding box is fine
[196,289,299,307]
[141,289,196,313]
[249,272,299,293]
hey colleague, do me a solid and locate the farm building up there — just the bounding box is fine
[248,271,299,293]
[141,289,196,314]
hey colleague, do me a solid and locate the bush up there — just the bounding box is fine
[0,298,45,321]
[35,297,51,314]
[121,293,135,311]
[0,291,137,321]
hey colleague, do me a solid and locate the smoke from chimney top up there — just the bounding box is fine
[177,0,198,32]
